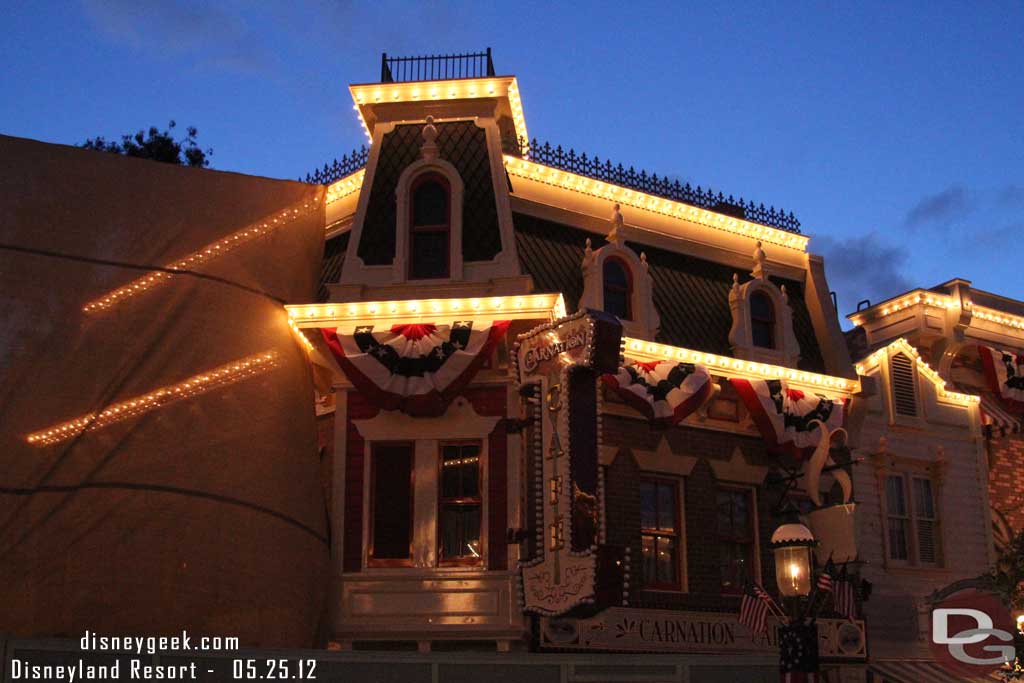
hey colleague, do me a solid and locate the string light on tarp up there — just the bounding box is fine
[82,196,324,314]
[25,350,280,446]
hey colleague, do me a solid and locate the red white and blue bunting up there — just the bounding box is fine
[602,359,714,426]
[321,320,510,416]
[979,345,1024,414]
[731,378,844,459]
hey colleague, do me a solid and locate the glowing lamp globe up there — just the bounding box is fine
[771,522,816,598]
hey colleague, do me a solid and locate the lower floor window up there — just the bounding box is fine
[440,443,482,564]
[369,443,414,564]
[640,478,681,589]
[717,487,755,593]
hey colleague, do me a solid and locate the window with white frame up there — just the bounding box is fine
[884,472,941,566]
[439,442,483,565]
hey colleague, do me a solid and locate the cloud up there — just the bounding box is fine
[815,232,913,316]
[82,0,275,75]
[903,185,971,228]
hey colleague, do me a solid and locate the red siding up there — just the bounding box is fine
[344,393,379,573]
[466,386,508,571]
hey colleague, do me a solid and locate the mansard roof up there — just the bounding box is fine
[513,211,827,373]
[355,120,502,266]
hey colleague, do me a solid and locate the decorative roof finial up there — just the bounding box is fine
[751,240,767,280]
[420,115,439,160]
[781,284,789,304]
[640,251,648,271]
[729,272,740,303]
[607,203,624,245]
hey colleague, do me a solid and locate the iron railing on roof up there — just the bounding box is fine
[381,49,495,83]
[503,136,802,233]
[301,146,368,184]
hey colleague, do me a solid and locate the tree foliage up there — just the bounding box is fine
[82,120,212,168]
[989,530,1024,612]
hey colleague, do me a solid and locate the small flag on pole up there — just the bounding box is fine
[816,556,835,593]
[834,564,857,620]
[739,582,779,636]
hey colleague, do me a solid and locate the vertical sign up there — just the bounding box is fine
[513,310,621,616]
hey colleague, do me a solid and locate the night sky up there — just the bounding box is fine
[3,1,1020,323]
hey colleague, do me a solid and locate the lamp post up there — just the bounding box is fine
[771,520,820,682]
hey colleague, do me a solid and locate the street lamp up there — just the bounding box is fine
[771,522,816,598]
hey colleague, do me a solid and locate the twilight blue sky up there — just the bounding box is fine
[2,1,1020,322]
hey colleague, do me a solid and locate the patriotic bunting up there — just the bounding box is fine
[320,320,510,416]
[602,359,714,426]
[730,378,844,459]
[979,345,1024,414]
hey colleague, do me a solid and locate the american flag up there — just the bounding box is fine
[816,557,834,593]
[739,582,775,636]
[834,564,857,620]
[779,621,820,683]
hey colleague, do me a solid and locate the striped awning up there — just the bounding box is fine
[869,659,1002,683]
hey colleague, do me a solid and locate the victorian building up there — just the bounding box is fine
[291,51,873,682]
[846,280,1023,680]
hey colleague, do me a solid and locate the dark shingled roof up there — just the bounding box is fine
[513,212,827,373]
[318,231,349,302]
[357,120,502,266]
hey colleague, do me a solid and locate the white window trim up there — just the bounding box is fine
[393,158,465,284]
[354,397,499,572]
[871,451,946,570]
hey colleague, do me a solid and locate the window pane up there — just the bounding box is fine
[372,444,413,559]
[752,320,774,349]
[413,180,447,226]
[719,543,746,592]
[440,504,481,560]
[640,482,657,530]
[657,483,676,532]
[886,476,906,516]
[888,517,908,560]
[913,478,935,519]
[410,231,448,279]
[716,491,734,531]
[657,536,677,585]
[442,444,479,499]
[604,289,629,320]
[751,292,773,320]
[602,260,631,320]
[641,535,656,585]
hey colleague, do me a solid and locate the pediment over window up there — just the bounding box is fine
[728,241,801,366]
[578,204,660,340]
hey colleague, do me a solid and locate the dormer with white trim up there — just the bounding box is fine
[579,204,660,339]
[728,241,801,366]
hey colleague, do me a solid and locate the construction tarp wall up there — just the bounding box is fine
[0,135,329,647]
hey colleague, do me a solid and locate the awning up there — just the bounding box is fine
[869,659,1002,683]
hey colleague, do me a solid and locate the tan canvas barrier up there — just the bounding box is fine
[0,135,329,647]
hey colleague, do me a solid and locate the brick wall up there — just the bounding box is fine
[602,414,783,612]
[988,431,1024,544]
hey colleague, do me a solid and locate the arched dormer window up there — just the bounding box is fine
[409,174,451,280]
[750,291,775,349]
[603,257,633,320]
